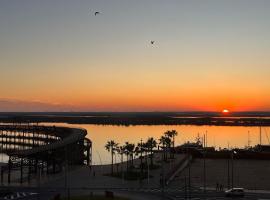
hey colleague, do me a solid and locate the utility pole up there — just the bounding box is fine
[188,149,191,198]
[140,139,143,182]
[64,146,70,200]
[38,164,41,200]
[184,176,187,200]
[162,144,165,199]
[227,152,230,189]
[231,151,234,189]
[203,149,206,194]
[147,155,150,185]
[231,151,236,189]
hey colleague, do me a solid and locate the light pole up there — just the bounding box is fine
[147,154,150,186]
[188,148,191,191]
[160,143,165,198]
[37,163,41,200]
[227,151,230,189]
[231,150,237,189]
[203,134,206,194]
[140,139,143,182]
[96,151,103,175]
[203,150,206,194]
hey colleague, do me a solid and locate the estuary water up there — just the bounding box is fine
[40,123,270,165]
[1,123,269,165]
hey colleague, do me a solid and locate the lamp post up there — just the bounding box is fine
[140,139,143,182]
[203,134,206,194]
[231,150,237,189]
[203,150,206,194]
[64,147,69,200]
[38,163,41,200]
[162,144,165,197]
[227,151,230,189]
[96,151,103,175]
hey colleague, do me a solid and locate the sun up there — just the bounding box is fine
[222,109,229,113]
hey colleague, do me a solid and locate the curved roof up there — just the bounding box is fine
[0,125,89,157]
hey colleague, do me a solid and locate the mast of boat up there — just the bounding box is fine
[260,124,262,146]
[247,130,251,148]
[206,130,208,147]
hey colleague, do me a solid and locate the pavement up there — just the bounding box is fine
[0,153,184,200]
[3,156,270,199]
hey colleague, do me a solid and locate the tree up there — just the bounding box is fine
[159,135,171,161]
[136,139,146,176]
[105,140,118,175]
[170,130,178,150]
[164,130,178,158]
[123,142,135,171]
[116,145,125,176]
[145,137,157,167]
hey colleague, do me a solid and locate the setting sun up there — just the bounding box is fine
[222,109,230,113]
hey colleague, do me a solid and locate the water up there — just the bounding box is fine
[39,123,270,165]
[1,122,269,165]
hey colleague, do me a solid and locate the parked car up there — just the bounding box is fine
[225,188,245,197]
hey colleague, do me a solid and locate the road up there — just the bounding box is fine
[2,186,270,200]
[165,188,270,200]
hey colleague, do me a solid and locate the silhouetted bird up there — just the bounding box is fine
[94,12,100,16]
[151,41,155,45]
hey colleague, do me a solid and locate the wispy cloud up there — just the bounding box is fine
[0,98,75,112]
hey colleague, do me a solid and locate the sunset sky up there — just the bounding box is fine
[1,0,270,112]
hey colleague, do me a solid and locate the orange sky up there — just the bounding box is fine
[0,1,270,112]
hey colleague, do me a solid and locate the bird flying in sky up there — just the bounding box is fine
[94,11,100,16]
[151,41,155,45]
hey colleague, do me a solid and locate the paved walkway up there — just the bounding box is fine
[39,153,185,189]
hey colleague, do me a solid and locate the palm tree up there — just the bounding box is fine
[105,140,118,175]
[123,142,135,171]
[159,135,171,161]
[116,145,125,177]
[164,130,178,158]
[136,140,146,176]
[170,130,178,150]
[145,137,157,167]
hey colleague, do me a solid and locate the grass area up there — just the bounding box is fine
[105,171,153,180]
[62,195,129,200]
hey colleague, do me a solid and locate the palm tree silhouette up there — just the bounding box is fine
[145,137,157,167]
[105,140,118,175]
[165,130,178,158]
[116,145,125,177]
[159,135,171,161]
[123,142,135,171]
[136,139,146,177]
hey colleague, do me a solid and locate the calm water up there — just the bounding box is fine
[39,123,270,165]
[1,123,269,165]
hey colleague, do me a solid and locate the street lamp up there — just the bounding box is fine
[203,149,206,194]
[227,150,230,189]
[231,150,237,189]
[38,163,41,200]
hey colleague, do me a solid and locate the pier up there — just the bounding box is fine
[0,124,92,184]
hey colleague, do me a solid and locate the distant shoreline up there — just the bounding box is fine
[0,112,270,126]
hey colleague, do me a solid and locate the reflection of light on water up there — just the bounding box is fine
[39,122,270,165]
